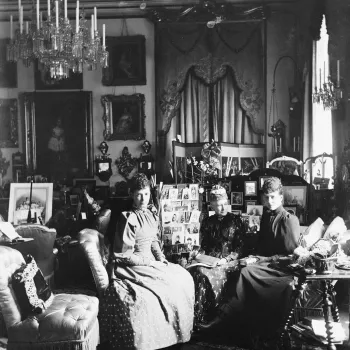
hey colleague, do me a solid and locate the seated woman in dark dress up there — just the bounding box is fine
[100,174,195,350]
[187,185,246,327]
[200,177,300,337]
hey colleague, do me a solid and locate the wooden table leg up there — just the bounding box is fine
[280,276,304,346]
[327,281,340,323]
[322,280,337,350]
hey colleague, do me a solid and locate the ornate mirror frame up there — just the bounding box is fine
[101,93,146,141]
[0,98,18,148]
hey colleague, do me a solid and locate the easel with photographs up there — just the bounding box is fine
[160,183,202,264]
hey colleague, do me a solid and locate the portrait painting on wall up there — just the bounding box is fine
[34,61,83,90]
[0,39,17,88]
[102,35,146,86]
[21,92,93,184]
[101,94,146,141]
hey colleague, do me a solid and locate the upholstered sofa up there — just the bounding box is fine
[0,246,100,350]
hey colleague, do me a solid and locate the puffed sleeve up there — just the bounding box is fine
[199,216,211,254]
[113,212,152,266]
[280,214,300,254]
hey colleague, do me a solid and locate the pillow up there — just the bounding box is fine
[302,218,325,248]
[12,255,54,319]
[323,216,347,242]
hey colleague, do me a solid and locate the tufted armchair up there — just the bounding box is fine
[0,245,100,350]
[14,224,58,288]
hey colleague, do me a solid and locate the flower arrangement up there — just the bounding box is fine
[186,140,221,184]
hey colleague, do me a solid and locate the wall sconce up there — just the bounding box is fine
[138,140,155,179]
[95,141,112,182]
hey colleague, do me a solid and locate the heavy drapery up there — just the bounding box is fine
[155,22,265,180]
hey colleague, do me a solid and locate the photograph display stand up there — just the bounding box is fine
[160,183,202,264]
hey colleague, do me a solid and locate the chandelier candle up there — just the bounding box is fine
[94,7,97,31]
[55,1,59,28]
[75,5,79,33]
[64,0,67,19]
[19,6,23,34]
[47,0,50,18]
[102,24,105,47]
[337,60,340,87]
[91,14,94,39]
[36,0,39,29]
[10,15,13,40]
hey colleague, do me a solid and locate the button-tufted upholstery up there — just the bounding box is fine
[0,246,100,350]
[14,224,58,287]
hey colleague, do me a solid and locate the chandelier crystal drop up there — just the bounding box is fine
[6,0,108,81]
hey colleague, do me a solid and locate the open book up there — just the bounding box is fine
[186,254,221,269]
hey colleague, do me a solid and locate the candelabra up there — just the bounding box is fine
[6,0,108,81]
[312,60,343,110]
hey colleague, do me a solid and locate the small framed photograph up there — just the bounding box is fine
[244,181,257,196]
[259,176,272,189]
[284,206,297,216]
[182,187,190,200]
[246,205,263,216]
[232,209,242,215]
[231,192,243,205]
[249,215,261,231]
[69,194,79,206]
[189,184,199,200]
[168,188,179,200]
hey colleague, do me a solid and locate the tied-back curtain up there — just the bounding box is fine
[156,22,265,180]
[177,71,260,144]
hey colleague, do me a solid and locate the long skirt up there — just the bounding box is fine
[99,262,194,350]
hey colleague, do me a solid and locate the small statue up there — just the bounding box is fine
[141,140,152,155]
[99,141,109,158]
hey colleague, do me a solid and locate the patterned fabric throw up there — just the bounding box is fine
[12,255,53,319]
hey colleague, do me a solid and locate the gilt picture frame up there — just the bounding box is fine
[102,35,146,86]
[8,183,53,225]
[0,39,17,88]
[21,92,93,183]
[0,99,18,148]
[101,93,146,141]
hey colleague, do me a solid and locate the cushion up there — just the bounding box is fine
[12,255,53,319]
[323,216,347,242]
[301,218,325,248]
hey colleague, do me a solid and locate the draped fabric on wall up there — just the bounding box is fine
[176,70,260,145]
[155,22,265,181]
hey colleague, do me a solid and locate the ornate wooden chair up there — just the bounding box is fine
[266,156,303,176]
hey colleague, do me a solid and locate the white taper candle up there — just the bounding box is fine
[20,6,23,34]
[10,15,13,40]
[94,7,97,31]
[75,6,79,33]
[37,0,40,29]
[91,14,94,39]
[337,60,340,87]
[64,0,67,19]
[48,0,50,17]
[55,1,58,28]
[102,23,105,46]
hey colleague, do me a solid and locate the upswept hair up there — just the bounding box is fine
[262,176,283,195]
[129,173,150,193]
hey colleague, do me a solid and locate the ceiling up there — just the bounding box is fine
[0,0,298,21]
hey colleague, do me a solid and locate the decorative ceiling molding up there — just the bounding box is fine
[0,0,300,21]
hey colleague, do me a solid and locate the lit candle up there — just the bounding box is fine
[75,6,79,33]
[91,14,94,39]
[10,15,13,40]
[37,0,40,30]
[47,0,50,17]
[55,1,58,28]
[64,0,67,19]
[102,23,105,47]
[337,60,340,87]
[94,7,97,31]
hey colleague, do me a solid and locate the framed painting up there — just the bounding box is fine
[8,183,53,225]
[102,35,146,86]
[0,99,18,148]
[34,61,83,90]
[231,192,243,206]
[283,185,307,208]
[21,92,93,184]
[244,181,257,196]
[0,39,17,87]
[101,93,146,141]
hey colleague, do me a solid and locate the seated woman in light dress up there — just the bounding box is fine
[100,173,194,350]
[187,185,246,328]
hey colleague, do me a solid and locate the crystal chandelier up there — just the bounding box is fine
[6,0,108,80]
[312,60,343,110]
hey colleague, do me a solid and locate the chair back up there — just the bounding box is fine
[92,209,111,236]
[0,246,24,331]
[78,229,109,296]
[266,156,303,176]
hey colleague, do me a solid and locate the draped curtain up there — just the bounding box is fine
[156,22,265,181]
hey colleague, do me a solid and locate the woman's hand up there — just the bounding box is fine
[150,260,167,268]
[216,258,228,266]
[160,257,169,265]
